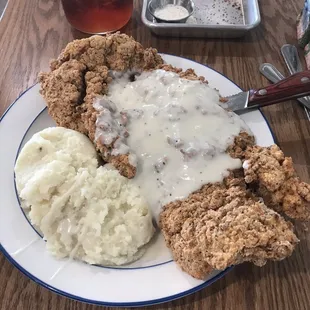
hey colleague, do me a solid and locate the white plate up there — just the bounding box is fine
[0,55,274,307]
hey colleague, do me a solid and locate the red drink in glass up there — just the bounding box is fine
[61,0,134,34]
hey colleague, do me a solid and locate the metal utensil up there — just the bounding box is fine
[281,44,303,73]
[0,0,8,21]
[260,63,310,120]
[148,0,194,23]
[260,63,285,82]
[281,44,310,119]
[225,70,310,112]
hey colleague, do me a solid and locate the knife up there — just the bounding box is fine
[224,70,310,112]
[260,62,310,120]
[281,44,310,111]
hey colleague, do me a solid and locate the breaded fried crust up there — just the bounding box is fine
[244,145,310,220]
[160,170,298,279]
[39,34,228,178]
[39,33,163,178]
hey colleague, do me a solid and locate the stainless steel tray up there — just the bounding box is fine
[141,0,261,38]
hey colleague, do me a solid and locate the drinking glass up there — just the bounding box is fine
[61,0,134,34]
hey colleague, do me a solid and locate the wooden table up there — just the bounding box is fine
[1,0,310,309]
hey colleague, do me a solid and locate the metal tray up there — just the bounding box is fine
[141,0,261,38]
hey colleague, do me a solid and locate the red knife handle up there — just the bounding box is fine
[248,70,310,108]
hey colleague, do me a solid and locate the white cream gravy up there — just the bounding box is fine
[94,70,250,218]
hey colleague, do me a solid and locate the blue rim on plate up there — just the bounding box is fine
[0,57,275,307]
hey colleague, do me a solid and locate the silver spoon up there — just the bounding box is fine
[260,63,310,120]
[260,63,285,83]
[281,44,310,120]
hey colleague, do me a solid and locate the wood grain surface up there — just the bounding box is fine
[1,0,310,309]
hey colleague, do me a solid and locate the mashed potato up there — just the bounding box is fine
[15,127,155,266]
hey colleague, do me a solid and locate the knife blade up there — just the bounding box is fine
[224,70,310,112]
